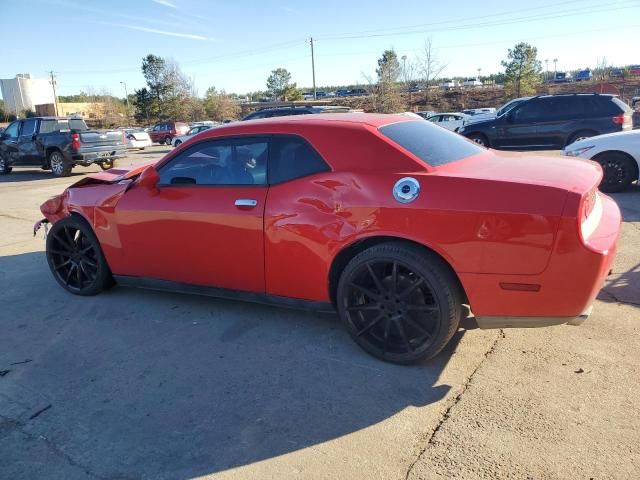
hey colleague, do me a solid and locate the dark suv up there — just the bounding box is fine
[458,94,633,149]
[241,105,350,121]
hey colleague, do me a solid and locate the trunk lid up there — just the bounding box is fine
[78,129,125,147]
[436,150,601,195]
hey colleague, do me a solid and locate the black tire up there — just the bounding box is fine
[336,242,463,364]
[99,159,115,171]
[467,133,489,147]
[593,152,637,193]
[49,150,72,177]
[567,130,597,146]
[164,137,172,146]
[0,153,12,175]
[174,140,182,147]
[46,215,112,296]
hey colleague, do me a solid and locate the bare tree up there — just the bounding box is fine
[419,37,447,103]
[400,56,417,109]
[361,71,378,111]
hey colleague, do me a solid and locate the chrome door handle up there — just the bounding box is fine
[234,199,257,207]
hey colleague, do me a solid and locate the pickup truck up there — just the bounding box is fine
[0,117,126,177]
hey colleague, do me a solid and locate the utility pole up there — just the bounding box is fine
[553,58,558,80]
[545,59,549,82]
[120,81,130,126]
[310,37,316,100]
[49,71,59,116]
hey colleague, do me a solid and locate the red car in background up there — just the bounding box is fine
[35,114,621,364]
[148,121,189,145]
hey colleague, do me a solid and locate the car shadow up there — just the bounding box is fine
[0,251,472,479]
[599,261,640,307]
[610,183,640,222]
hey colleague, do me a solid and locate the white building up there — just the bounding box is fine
[0,74,55,114]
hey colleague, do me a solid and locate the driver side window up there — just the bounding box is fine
[3,122,19,138]
[158,138,268,186]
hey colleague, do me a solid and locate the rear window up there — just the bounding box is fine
[379,120,484,166]
[40,119,88,134]
[608,97,632,114]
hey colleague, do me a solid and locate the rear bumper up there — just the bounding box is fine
[72,148,126,164]
[476,305,593,329]
[127,139,152,149]
[461,194,620,322]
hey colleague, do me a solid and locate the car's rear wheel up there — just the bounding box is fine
[49,150,72,177]
[164,137,172,145]
[467,133,489,147]
[593,152,637,193]
[174,140,182,147]
[46,215,112,296]
[336,243,462,364]
[0,153,12,175]
[567,130,597,146]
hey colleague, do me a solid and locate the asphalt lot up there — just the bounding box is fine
[1,145,639,479]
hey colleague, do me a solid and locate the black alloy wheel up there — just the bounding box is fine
[337,243,462,364]
[46,216,112,295]
[594,152,636,193]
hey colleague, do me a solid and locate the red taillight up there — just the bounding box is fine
[71,132,80,150]
[612,114,625,125]
[582,189,596,221]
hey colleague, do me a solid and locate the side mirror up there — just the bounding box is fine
[137,165,160,191]
[505,112,514,123]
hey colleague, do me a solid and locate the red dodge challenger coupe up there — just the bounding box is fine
[35,114,621,364]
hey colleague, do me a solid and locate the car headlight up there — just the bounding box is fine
[564,146,594,157]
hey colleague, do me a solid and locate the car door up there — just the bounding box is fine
[0,121,20,164]
[16,118,39,164]
[150,124,162,143]
[535,97,571,147]
[493,98,544,148]
[112,136,269,292]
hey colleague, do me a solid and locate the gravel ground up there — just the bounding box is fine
[0,146,638,479]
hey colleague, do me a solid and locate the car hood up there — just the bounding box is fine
[463,113,497,124]
[567,129,640,149]
[436,150,601,194]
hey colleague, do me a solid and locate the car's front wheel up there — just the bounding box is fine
[336,243,463,364]
[467,133,489,147]
[174,140,182,147]
[46,215,112,296]
[593,151,637,193]
[0,153,12,175]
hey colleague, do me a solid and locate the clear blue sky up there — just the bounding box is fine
[1,0,639,98]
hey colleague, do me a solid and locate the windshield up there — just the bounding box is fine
[379,120,485,166]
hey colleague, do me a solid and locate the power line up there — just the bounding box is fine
[315,0,589,39]
[316,2,639,40]
[311,24,640,59]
